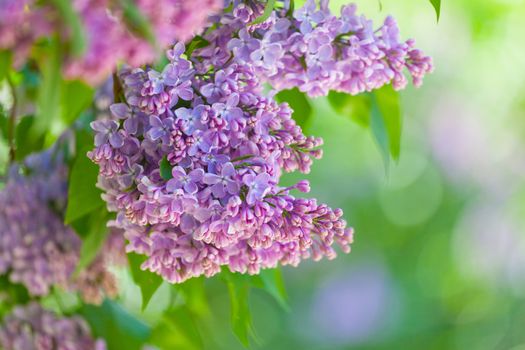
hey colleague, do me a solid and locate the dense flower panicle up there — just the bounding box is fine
[0,0,222,84]
[0,150,125,303]
[0,303,106,350]
[207,0,433,97]
[89,37,354,284]
[87,0,431,283]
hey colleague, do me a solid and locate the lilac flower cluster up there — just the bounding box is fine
[0,0,222,84]
[0,150,124,303]
[89,37,354,283]
[0,302,106,350]
[204,0,433,96]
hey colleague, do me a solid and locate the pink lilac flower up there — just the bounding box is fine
[89,40,354,284]
[0,149,125,303]
[211,0,433,97]
[0,302,106,350]
[0,0,223,85]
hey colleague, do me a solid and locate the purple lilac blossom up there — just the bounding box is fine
[0,302,106,350]
[216,0,433,97]
[89,39,354,284]
[0,150,125,304]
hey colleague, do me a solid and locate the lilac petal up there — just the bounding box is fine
[203,173,221,185]
[109,132,124,148]
[166,178,181,192]
[171,166,186,179]
[123,117,138,135]
[94,133,108,147]
[184,182,198,194]
[110,103,129,119]
[90,120,109,133]
[147,127,164,141]
[211,183,226,198]
[221,163,236,177]
[226,181,240,195]
[149,115,163,127]
[189,168,204,182]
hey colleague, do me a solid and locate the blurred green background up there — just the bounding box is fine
[60,0,525,349]
[159,0,525,348]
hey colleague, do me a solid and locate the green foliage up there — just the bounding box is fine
[186,36,211,56]
[429,0,441,21]
[15,115,45,161]
[128,253,164,311]
[0,50,11,81]
[327,91,371,127]
[254,268,289,311]
[65,145,104,224]
[160,155,173,180]
[223,272,257,348]
[177,277,210,317]
[34,38,62,145]
[0,107,7,140]
[50,0,86,56]
[61,80,94,125]
[73,208,112,276]
[80,300,151,350]
[276,88,313,129]
[328,86,401,169]
[251,0,277,25]
[150,306,203,350]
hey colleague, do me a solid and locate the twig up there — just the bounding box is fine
[6,75,17,165]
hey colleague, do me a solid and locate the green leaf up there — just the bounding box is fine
[256,268,289,311]
[65,146,104,224]
[80,300,151,350]
[50,0,86,56]
[0,50,11,81]
[328,87,401,169]
[186,36,210,56]
[373,85,402,161]
[34,38,62,142]
[120,0,156,47]
[429,0,441,22]
[150,307,203,350]
[327,91,371,127]
[73,208,110,276]
[251,0,277,25]
[276,88,312,128]
[128,253,163,311]
[160,156,173,180]
[177,277,209,317]
[0,107,7,140]
[61,80,94,125]
[223,272,257,348]
[370,94,390,170]
[15,115,45,160]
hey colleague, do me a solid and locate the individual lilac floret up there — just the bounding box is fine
[0,303,106,350]
[203,162,240,198]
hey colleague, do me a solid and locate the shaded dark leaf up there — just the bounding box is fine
[160,156,173,180]
[276,88,312,129]
[65,146,104,223]
[80,300,150,350]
